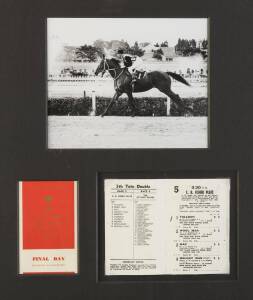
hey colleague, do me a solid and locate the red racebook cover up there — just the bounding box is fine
[19,181,78,274]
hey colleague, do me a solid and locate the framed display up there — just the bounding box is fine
[1,0,252,299]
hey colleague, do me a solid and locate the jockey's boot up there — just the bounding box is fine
[131,71,138,91]
[132,78,136,91]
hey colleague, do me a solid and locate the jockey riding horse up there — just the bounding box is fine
[111,48,145,90]
[95,49,191,117]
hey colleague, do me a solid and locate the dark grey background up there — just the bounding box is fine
[1,0,252,299]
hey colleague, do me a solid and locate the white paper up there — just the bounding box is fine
[104,178,230,275]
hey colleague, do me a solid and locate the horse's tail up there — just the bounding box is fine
[167,72,190,86]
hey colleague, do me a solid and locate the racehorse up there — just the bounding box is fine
[94,55,191,117]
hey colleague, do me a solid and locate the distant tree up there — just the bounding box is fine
[184,39,190,50]
[76,45,102,62]
[202,39,208,49]
[160,40,168,47]
[175,38,180,52]
[127,41,145,57]
[156,48,164,55]
[175,38,198,56]
[190,39,196,48]
[153,48,163,60]
[153,52,162,60]
[154,42,159,47]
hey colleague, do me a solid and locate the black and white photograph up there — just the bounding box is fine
[47,18,208,148]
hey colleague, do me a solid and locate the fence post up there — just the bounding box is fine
[166,97,171,116]
[90,90,96,116]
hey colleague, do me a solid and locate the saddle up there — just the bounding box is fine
[131,70,147,91]
[133,70,146,80]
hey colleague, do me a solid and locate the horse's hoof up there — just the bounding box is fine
[100,114,105,117]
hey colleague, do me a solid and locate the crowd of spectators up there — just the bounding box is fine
[49,67,208,80]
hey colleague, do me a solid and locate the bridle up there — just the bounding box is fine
[100,58,125,80]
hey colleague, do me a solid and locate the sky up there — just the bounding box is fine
[47,18,208,47]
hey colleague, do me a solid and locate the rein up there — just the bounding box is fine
[102,59,126,80]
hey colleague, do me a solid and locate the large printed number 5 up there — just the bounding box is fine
[174,186,179,193]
